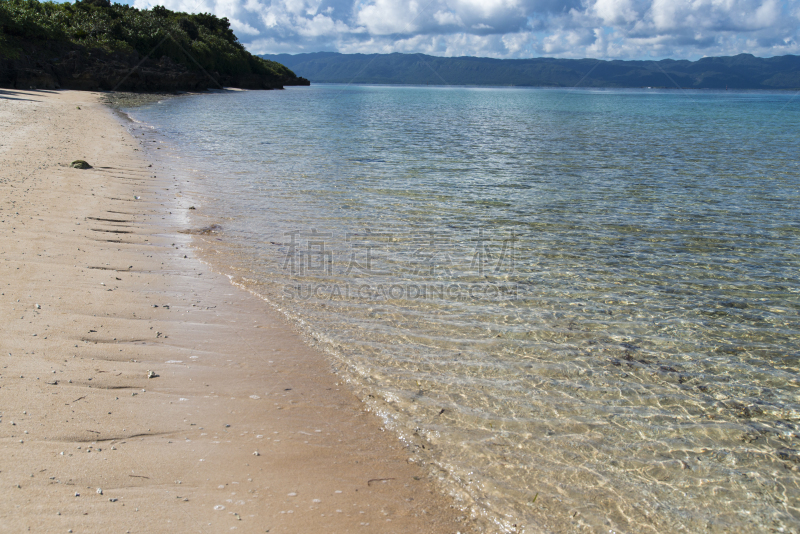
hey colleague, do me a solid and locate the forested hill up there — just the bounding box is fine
[260,52,800,89]
[0,0,309,91]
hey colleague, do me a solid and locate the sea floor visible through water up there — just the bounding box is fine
[122,85,800,533]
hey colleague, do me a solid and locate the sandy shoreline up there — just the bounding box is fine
[0,89,468,533]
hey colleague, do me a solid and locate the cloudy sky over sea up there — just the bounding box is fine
[131,0,799,61]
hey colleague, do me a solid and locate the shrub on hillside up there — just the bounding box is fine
[0,0,295,79]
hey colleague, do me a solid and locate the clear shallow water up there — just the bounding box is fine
[128,86,800,533]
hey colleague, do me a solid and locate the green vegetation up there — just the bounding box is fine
[0,0,303,87]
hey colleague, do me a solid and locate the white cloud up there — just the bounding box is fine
[295,13,351,36]
[591,0,640,25]
[132,0,800,59]
[230,17,261,34]
[450,0,523,19]
[752,0,782,27]
[356,0,422,35]
[502,31,533,53]
[434,10,465,27]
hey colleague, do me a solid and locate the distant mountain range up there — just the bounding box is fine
[259,52,800,89]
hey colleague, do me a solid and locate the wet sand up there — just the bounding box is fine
[0,89,468,533]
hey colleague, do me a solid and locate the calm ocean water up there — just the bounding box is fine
[127,85,800,533]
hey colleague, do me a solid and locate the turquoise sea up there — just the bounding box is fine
[126,85,800,533]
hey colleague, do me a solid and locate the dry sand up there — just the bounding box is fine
[0,89,469,533]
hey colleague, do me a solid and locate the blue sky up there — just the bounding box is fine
[117,0,799,59]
